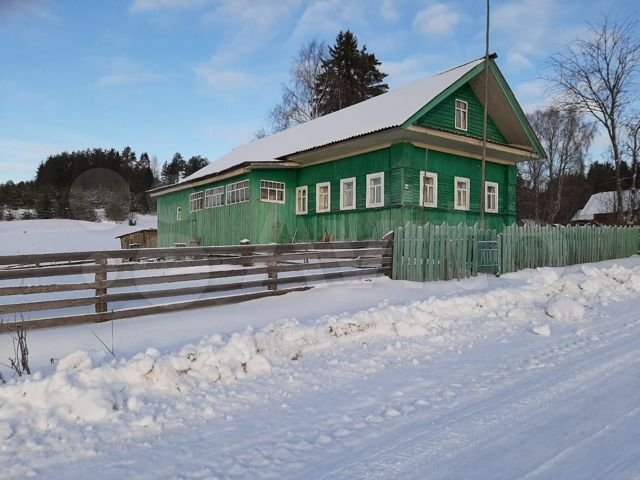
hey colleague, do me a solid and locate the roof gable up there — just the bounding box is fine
[413,82,508,144]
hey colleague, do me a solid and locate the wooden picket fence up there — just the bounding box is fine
[393,222,639,282]
[500,224,639,273]
[392,223,499,281]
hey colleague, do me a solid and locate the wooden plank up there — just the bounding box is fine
[0,296,97,314]
[0,240,389,266]
[102,267,386,303]
[0,286,312,333]
[0,281,100,297]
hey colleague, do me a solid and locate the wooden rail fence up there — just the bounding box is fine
[0,240,391,332]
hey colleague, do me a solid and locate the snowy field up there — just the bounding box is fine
[1,219,640,478]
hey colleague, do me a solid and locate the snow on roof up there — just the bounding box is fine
[183,57,486,183]
[572,190,640,221]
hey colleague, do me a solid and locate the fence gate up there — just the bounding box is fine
[477,239,499,274]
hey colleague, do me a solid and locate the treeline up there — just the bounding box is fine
[0,147,209,221]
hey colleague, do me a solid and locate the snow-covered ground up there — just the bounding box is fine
[0,215,157,255]
[2,253,640,478]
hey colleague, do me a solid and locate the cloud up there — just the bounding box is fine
[383,54,447,87]
[380,0,399,22]
[0,0,59,23]
[193,57,253,94]
[413,3,460,37]
[130,0,209,12]
[92,57,168,88]
[290,0,366,41]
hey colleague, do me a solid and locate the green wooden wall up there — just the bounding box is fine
[415,82,507,145]
[156,142,517,246]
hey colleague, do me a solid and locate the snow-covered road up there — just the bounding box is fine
[2,259,640,479]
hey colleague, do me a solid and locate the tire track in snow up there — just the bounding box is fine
[315,310,640,479]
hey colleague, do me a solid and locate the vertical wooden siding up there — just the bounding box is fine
[415,82,508,145]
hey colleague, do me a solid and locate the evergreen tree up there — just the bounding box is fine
[184,155,209,177]
[315,31,388,116]
[161,153,186,185]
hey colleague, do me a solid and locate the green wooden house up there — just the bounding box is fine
[150,54,543,247]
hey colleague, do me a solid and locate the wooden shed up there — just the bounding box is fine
[116,228,157,249]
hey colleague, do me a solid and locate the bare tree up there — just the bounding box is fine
[523,108,595,223]
[270,40,328,132]
[623,115,640,221]
[546,14,640,222]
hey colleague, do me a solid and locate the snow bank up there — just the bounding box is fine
[2,262,640,442]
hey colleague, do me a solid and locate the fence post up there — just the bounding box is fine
[267,260,278,291]
[95,255,108,314]
[382,231,394,278]
[240,239,254,267]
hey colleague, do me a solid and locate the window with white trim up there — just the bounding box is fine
[316,182,330,213]
[176,207,182,221]
[296,186,308,215]
[205,186,225,208]
[226,180,250,205]
[189,191,204,212]
[366,172,384,208]
[454,177,470,210]
[455,99,468,131]
[340,177,356,210]
[485,181,498,213]
[419,171,438,208]
[260,180,285,203]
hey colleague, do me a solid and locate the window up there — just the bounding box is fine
[455,99,468,131]
[485,181,499,213]
[205,186,225,208]
[454,177,470,210]
[260,180,285,203]
[419,171,438,208]
[189,191,204,212]
[296,186,308,215]
[366,172,384,208]
[316,182,331,213]
[340,177,356,210]
[226,180,250,205]
[176,207,182,221]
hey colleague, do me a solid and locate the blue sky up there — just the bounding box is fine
[0,0,637,183]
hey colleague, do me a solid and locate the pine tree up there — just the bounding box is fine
[184,155,209,177]
[315,31,388,116]
[161,153,186,185]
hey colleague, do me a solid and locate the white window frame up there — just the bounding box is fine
[455,99,468,131]
[296,186,308,215]
[366,172,384,208]
[419,171,438,208]
[339,177,356,211]
[204,186,225,208]
[316,182,331,213]
[485,181,499,213]
[260,180,286,204]
[189,191,204,212]
[176,207,182,221]
[454,176,470,211]
[226,180,250,205]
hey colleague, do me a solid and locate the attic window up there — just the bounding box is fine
[455,99,468,131]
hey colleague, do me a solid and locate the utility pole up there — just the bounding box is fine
[480,0,490,229]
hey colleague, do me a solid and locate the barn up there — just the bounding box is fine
[150,54,543,247]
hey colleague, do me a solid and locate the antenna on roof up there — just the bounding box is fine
[479,0,490,229]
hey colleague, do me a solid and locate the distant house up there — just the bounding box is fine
[149,54,544,247]
[571,190,640,225]
[116,228,158,249]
